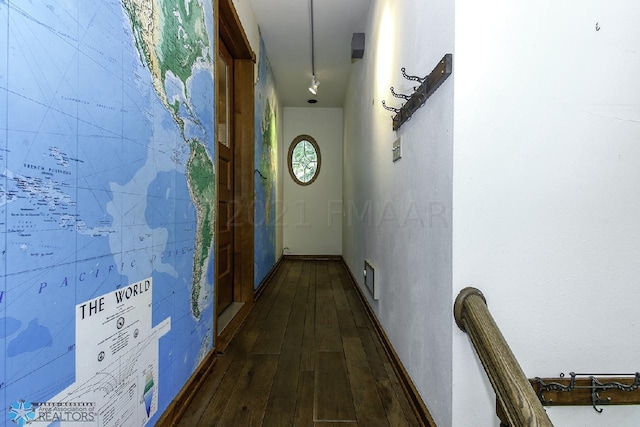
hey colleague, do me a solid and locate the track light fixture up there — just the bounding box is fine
[308,0,319,97]
[309,75,320,95]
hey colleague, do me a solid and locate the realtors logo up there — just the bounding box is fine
[8,400,38,426]
[8,400,97,425]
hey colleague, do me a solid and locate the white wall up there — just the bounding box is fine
[283,107,343,255]
[242,1,640,425]
[453,1,640,426]
[342,0,455,424]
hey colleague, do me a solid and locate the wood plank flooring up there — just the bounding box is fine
[178,259,420,427]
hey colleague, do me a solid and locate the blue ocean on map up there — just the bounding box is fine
[0,1,215,423]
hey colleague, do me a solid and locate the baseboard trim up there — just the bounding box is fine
[155,348,217,427]
[283,254,342,261]
[341,258,437,427]
[254,255,285,301]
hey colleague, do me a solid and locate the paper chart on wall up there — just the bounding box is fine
[49,278,171,426]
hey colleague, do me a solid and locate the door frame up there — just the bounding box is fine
[215,0,255,341]
[215,39,235,315]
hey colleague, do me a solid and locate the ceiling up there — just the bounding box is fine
[248,0,371,108]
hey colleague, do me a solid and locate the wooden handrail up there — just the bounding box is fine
[454,287,553,426]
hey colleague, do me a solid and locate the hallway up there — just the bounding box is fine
[178,259,421,426]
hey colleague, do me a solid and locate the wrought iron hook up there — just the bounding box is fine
[390,86,410,100]
[381,100,400,113]
[535,372,640,413]
[401,67,425,84]
[535,372,577,404]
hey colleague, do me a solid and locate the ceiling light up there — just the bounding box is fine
[309,75,320,95]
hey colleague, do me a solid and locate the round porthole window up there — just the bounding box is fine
[288,135,321,185]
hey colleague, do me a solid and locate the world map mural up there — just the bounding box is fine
[1,0,216,424]
[254,34,278,289]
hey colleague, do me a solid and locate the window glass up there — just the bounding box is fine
[288,135,321,185]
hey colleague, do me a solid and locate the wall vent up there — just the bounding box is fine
[363,260,379,300]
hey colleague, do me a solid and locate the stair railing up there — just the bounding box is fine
[454,287,553,426]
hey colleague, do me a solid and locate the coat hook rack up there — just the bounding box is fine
[531,372,640,413]
[381,53,452,131]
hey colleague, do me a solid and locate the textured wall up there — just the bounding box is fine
[453,1,640,425]
[341,0,455,424]
[283,107,343,256]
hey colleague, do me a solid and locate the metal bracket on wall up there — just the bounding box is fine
[254,169,267,181]
[531,372,640,413]
[381,53,453,132]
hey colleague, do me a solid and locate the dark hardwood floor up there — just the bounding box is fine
[178,259,420,426]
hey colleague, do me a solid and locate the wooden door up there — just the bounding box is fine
[216,41,234,314]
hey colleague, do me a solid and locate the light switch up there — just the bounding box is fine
[392,137,401,162]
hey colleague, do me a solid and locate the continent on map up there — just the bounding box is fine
[122,0,215,319]
[186,141,216,318]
